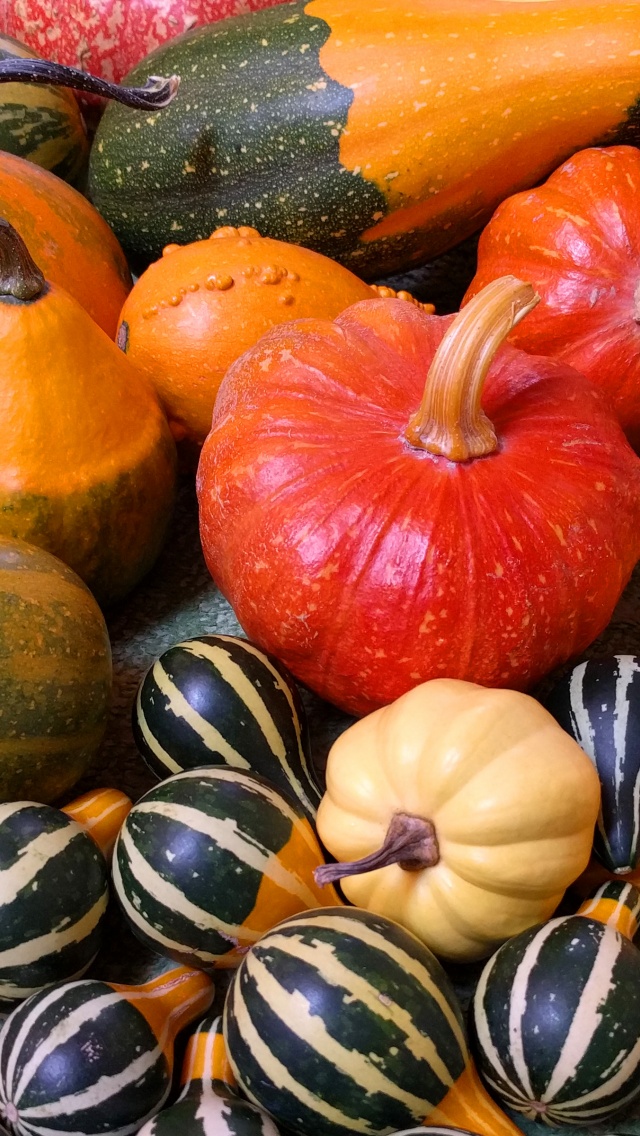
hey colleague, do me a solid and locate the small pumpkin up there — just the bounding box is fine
[0,35,88,183]
[545,655,640,876]
[197,276,640,715]
[314,678,600,962]
[0,151,130,336]
[464,146,640,450]
[0,537,112,803]
[133,634,321,821]
[224,906,521,1136]
[0,964,214,1135]
[138,1015,284,1135]
[117,226,432,446]
[471,881,640,1126]
[112,767,341,970]
[0,218,176,606]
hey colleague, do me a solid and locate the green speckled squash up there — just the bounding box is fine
[0,35,88,184]
[0,537,112,803]
[82,0,640,273]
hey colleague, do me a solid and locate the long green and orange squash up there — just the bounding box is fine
[0,0,639,275]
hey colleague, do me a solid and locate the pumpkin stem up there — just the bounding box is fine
[0,54,180,108]
[314,812,439,886]
[0,218,45,301]
[405,276,540,461]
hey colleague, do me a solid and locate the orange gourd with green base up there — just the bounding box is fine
[0,152,130,336]
[0,217,176,606]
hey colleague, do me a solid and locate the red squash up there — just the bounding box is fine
[197,277,640,717]
[4,0,285,89]
[464,146,640,450]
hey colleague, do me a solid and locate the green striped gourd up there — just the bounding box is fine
[0,35,88,184]
[132,634,321,821]
[0,964,214,1136]
[393,1131,480,1135]
[0,799,108,1006]
[112,767,341,969]
[224,906,521,1136]
[0,537,112,804]
[545,656,640,874]
[471,880,640,1126]
[139,1015,284,1135]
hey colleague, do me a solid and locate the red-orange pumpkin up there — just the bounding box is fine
[464,146,640,450]
[197,277,640,716]
[0,152,131,336]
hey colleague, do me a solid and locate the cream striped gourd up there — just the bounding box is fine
[139,1015,284,1135]
[112,767,341,969]
[0,964,214,1136]
[471,881,640,1126]
[133,635,321,820]
[545,656,640,874]
[224,907,521,1136]
[0,800,108,1006]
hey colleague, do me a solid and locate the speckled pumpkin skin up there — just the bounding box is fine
[89,0,640,275]
[0,34,88,183]
[117,226,378,444]
[0,538,112,803]
[0,152,131,337]
[0,280,177,608]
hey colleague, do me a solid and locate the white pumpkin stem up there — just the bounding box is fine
[405,275,539,461]
[314,812,439,886]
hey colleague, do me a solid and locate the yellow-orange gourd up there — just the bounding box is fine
[315,678,601,962]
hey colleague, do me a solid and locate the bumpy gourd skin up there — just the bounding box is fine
[0,283,176,606]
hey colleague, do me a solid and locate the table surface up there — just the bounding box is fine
[76,477,640,1136]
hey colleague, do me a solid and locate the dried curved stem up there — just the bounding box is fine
[0,55,180,108]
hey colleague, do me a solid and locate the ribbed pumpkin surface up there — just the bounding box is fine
[0,803,108,1005]
[0,538,112,803]
[472,913,640,1125]
[133,634,321,819]
[0,980,171,1134]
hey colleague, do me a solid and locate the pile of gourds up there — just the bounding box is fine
[1,0,640,1133]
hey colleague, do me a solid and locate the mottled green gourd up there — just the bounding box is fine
[0,35,88,184]
[0,537,112,803]
[138,1015,284,1135]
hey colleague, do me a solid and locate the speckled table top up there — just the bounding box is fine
[76,475,640,1136]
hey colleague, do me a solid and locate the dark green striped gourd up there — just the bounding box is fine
[0,801,108,1006]
[471,885,640,1126]
[139,1015,284,1136]
[545,656,640,874]
[0,965,214,1136]
[132,634,321,820]
[112,767,339,970]
[223,907,520,1136]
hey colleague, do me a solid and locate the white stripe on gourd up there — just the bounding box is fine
[229,986,379,1136]
[1,982,76,1098]
[111,861,226,963]
[506,918,559,1100]
[152,662,249,768]
[20,1044,164,1120]
[260,930,451,1076]
[0,823,79,908]
[543,928,621,1100]
[135,694,183,775]
[183,640,316,811]
[116,828,253,944]
[131,800,319,906]
[246,949,447,1111]
[470,954,521,1105]
[0,893,106,970]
